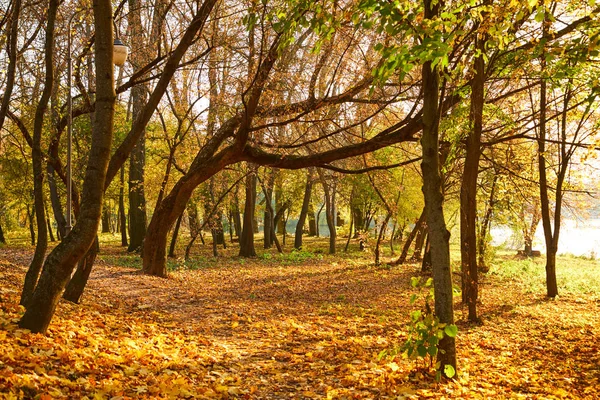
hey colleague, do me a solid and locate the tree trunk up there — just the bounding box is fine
[460,33,485,322]
[47,164,67,240]
[0,222,5,244]
[27,204,35,246]
[395,209,425,265]
[63,238,99,303]
[45,203,56,242]
[0,0,21,132]
[239,167,257,257]
[231,188,242,237]
[119,165,128,247]
[275,171,285,233]
[477,175,497,269]
[308,201,317,236]
[318,170,336,254]
[375,214,391,266]
[351,203,364,238]
[127,0,148,253]
[344,195,354,252]
[537,18,558,298]
[168,211,183,258]
[315,202,325,237]
[20,1,57,307]
[421,234,431,273]
[412,220,427,261]
[19,0,115,333]
[420,0,456,375]
[101,206,111,233]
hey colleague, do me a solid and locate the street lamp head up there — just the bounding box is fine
[113,38,128,67]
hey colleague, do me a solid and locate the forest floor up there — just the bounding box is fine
[0,235,599,399]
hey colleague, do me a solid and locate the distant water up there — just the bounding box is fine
[491,219,600,258]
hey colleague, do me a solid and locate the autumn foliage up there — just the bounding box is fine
[1,242,599,399]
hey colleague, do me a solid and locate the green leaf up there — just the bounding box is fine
[417,345,427,358]
[444,364,456,378]
[444,324,458,338]
[427,345,438,357]
[410,277,420,288]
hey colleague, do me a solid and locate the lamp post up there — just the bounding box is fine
[65,14,128,235]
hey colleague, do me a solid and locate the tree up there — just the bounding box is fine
[19,0,57,307]
[19,0,116,333]
[419,0,456,377]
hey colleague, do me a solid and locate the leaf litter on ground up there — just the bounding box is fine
[0,244,599,399]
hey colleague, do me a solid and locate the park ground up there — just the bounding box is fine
[0,234,599,399]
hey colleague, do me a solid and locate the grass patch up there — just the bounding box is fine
[489,251,600,297]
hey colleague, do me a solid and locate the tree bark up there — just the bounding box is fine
[47,164,67,240]
[63,238,99,304]
[20,0,57,307]
[263,169,275,249]
[537,14,559,298]
[0,0,21,132]
[44,203,56,242]
[477,175,497,269]
[19,0,116,333]
[168,212,183,258]
[460,33,485,322]
[126,0,149,252]
[308,201,317,236]
[239,167,257,257]
[295,169,313,250]
[318,169,336,254]
[119,165,128,246]
[420,0,456,376]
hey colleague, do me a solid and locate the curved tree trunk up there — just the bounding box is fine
[19,0,116,333]
[0,0,21,132]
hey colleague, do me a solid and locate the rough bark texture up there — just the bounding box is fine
[239,169,257,257]
[460,34,485,322]
[127,0,148,252]
[294,170,313,249]
[20,0,57,307]
[63,238,99,303]
[420,0,456,376]
[19,0,116,333]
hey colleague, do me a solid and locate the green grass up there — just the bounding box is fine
[489,250,600,297]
